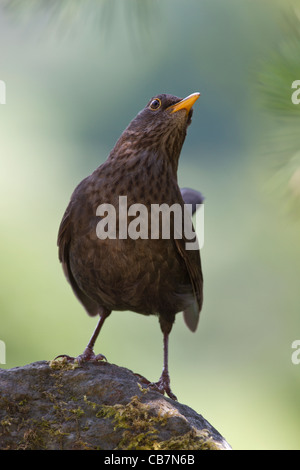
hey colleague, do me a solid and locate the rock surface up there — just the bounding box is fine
[0,360,231,450]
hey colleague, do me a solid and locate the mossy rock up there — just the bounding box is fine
[0,360,231,450]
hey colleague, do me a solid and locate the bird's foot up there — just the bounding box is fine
[75,346,107,365]
[54,347,107,365]
[149,371,177,401]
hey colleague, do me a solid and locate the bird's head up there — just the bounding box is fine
[135,92,200,130]
[112,93,200,172]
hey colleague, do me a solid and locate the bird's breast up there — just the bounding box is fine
[68,163,193,315]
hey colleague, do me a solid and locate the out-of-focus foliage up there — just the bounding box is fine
[258,5,300,214]
[1,0,157,38]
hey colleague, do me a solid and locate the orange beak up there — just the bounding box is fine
[168,92,200,114]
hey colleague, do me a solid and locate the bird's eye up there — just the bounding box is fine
[149,98,161,110]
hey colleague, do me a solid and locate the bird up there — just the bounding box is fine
[57,92,203,400]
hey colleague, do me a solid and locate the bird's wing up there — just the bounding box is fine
[57,202,99,316]
[175,188,204,332]
[174,234,203,332]
[180,187,204,215]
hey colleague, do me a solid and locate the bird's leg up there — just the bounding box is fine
[54,309,110,364]
[78,310,110,363]
[151,324,177,401]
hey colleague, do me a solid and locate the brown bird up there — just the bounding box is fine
[57,92,203,400]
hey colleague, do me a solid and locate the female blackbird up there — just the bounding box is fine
[57,93,203,400]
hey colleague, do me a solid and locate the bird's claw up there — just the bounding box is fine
[53,354,74,362]
[54,347,107,365]
[76,346,107,364]
[149,372,177,401]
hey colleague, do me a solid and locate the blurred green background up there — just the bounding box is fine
[1,0,300,450]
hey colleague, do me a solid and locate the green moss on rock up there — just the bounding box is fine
[0,361,230,450]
